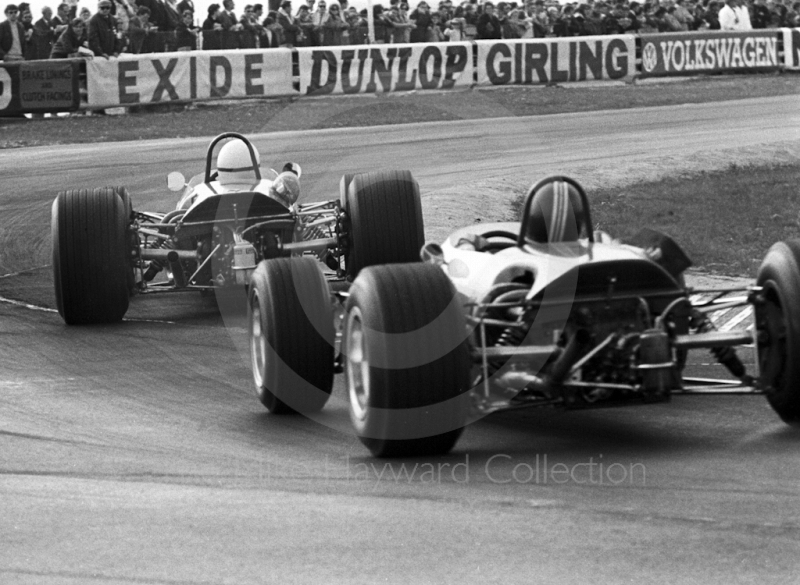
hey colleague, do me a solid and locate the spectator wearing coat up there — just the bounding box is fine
[49,16,87,57]
[409,1,433,42]
[321,2,348,45]
[1,3,27,61]
[32,6,55,60]
[476,1,501,38]
[128,5,158,52]
[276,0,301,46]
[238,4,260,47]
[176,9,198,48]
[88,0,122,57]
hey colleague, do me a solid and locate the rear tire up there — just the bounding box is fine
[51,187,132,324]
[756,239,800,424]
[248,258,334,414]
[344,263,470,457]
[341,170,424,280]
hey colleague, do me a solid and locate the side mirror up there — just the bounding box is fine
[167,171,186,192]
[420,242,445,265]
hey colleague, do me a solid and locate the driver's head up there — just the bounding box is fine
[217,139,260,185]
[523,177,587,244]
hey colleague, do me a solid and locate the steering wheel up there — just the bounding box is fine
[478,230,519,253]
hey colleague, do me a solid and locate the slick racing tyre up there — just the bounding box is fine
[52,187,132,324]
[756,239,800,424]
[248,257,334,414]
[341,170,425,280]
[344,262,470,458]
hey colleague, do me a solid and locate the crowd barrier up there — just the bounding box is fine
[1,29,798,114]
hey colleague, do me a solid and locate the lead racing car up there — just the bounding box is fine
[250,174,800,458]
[51,132,424,326]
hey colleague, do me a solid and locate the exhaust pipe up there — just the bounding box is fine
[496,329,591,395]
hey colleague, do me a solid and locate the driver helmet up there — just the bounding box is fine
[217,139,260,185]
[523,177,588,244]
[269,171,301,207]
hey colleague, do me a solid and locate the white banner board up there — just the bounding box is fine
[475,36,636,86]
[297,43,473,95]
[87,49,295,107]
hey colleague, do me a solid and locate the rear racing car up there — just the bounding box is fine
[51,132,424,329]
[250,175,800,457]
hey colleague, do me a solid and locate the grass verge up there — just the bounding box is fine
[531,162,800,277]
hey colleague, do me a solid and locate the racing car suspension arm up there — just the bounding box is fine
[139,248,198,262]
[673,330,753,349]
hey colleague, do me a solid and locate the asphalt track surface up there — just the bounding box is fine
[2,96,800,584]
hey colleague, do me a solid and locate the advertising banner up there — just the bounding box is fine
[782,28,800,70]
[297,43,473,95]
[475,36,636,86]
[87,49,295,107]
[639,31,780,77]
[0,60,80,116]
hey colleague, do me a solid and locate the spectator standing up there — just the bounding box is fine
[261,10,282,45]
[0,3,26,61]
[18,3,34,58]
[239,4,260,46]
[409,1,432,42]
[89,0,122,57]
[444,5,466,40]
[52,2,74,33]
[296,3,313,43]
[321,2,347,44]
[129,5,158,52]
[751,0,771,26]
[113,0,135,33]
[346,7,366,43]
[787,1,800,26]
[673,0,693,28]
[79,6,92,22]
[276,0,302,46]
[176,8,198,48]
[476,1,501,38]
[32,6,55,59]
[49,16,87,56]
[217,0,243,48]
[719,0,751,28]
[310,0,327,44]
[201,3,223,48]
[371,4,389,42]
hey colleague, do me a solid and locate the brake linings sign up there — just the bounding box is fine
[475,36,635,86]
[639,31,780,77]
[87,49,295,107]
[297,43,473,95]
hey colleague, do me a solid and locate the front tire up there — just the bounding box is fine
[51,187,132,324]
[344,263,470,457]
[756,239,800,424]
[248,258,334,414]
[341,170,425,280]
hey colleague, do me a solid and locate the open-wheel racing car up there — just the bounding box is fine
[251,174,800,458]
[51,132,425,326]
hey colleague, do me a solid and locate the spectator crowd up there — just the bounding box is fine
[2,0,800,61]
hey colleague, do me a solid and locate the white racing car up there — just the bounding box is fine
[51,132,424,330]
[250,174,800,458]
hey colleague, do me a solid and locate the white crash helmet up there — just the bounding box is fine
[270,171,301,207]
[217,139,261,186]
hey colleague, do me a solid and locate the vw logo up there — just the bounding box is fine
[642,43,658,73]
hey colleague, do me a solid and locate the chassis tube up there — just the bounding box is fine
[139,248,198,262]
[673,330,754,349]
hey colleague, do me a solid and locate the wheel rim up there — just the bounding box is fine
[759,283,787,392]
[346,307,370,422]
[250,292,267,392]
